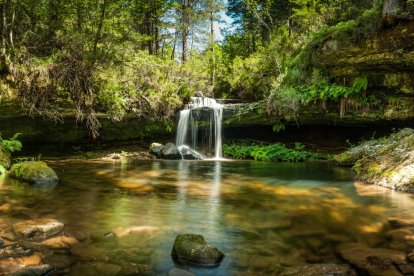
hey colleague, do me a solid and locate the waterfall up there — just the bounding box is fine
[176,97,223,159]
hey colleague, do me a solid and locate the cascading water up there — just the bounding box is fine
[176,97,223,159]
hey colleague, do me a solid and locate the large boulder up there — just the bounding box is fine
[334,128,414,192]
[161,143,181,160]
[149,143,164,158]
[171,234,224,267]
[9,161,58,184]
[13,219,64,241]
[0,145,11,170]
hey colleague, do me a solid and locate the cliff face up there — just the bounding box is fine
[312,19,414,121]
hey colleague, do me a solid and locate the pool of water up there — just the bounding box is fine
[1,159,414,275]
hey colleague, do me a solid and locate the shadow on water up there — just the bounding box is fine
[1,159,414,274]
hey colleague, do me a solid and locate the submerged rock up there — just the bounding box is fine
[334,128,414,192]
[149,143,164,158]
[13,219,64,241]
[0,145,11,170]
[280,264,356,276]
[171,234,224,267]
[9,161,58,184]
[162,143,181,160]
[10,264,54,276]
[0,245,33,258]
[337,243,406,275]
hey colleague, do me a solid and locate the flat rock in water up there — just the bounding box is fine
[13,219,64,241]
[389,216,414,227]
[9,161,58,184]
[162,143,181,160]
[280,264,356,276]
[337,243,406,275]
[10,264,54,276]
[171,234,224,267]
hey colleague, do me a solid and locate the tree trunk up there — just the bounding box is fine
[209,0,215,93]
[382,0,403,26]
[93,0,108,60]
[181,0,189,63]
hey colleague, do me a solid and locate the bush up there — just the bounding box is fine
[223,141,319,162]
[0,133,22,155]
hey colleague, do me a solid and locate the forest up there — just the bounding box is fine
[1,0,414,275]
[0,0,397,136]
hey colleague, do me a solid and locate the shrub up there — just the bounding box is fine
[0,133,22,155]
[223,141,319,162]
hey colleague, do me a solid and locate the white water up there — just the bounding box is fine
[176,97,223,159]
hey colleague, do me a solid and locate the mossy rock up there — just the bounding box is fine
[9,161,58,184]
[171,234,224,267]
[0,145,11,170]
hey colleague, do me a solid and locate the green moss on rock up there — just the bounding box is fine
[9,161,58,184]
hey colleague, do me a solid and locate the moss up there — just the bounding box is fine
[9,161,58,184]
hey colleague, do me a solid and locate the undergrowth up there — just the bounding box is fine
[223,141,319,162]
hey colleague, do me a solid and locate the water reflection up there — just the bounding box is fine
[0,160,413,274]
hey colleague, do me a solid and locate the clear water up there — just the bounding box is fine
[1,160,414,275]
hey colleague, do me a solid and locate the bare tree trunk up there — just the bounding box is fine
[2,0,7,58]
[181,0,189,63]
[209,0,215,94]
[382,0,403,26]
[171,30,178,60]
[9,0,14,52]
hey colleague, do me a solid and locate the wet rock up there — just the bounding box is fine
[387,228,414,251]
[41,235,79,249]
[162,143,181,160]
[389,216,414,228]
[337,243,406,275]
[42,254,73,269]
[334,128,414,192]
[13,219,64,241]
[171,234,225,267]
[10,264,54,276]
[9,161,58,184]
[177,145,203,160]
[0,254,43,273]
[280,264,356,276]
[168,267,195,276]
[149,143,164,158]
[0,245,33,258]
[0,225,18,241]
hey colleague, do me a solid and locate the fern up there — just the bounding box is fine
[0,133,23,154]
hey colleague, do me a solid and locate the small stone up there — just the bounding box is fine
[168,267,195,276]
[0,244,33,258]
[41,235,79,249]
[0,226,18,241]
[171,234,225,267]
[10,264,54,276]
[13,219,64,241]
[389,216,414,228]
[42,254,73,269]
[280,264,356,276]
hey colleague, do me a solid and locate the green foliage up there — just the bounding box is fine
[0,165,6,175]
[0,133,23,155]
[223,141,319,162]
